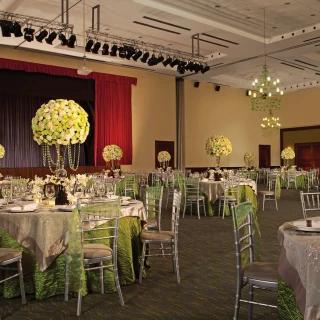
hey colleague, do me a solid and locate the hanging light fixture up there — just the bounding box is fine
[260,109,281,137]
[248,9,284,111]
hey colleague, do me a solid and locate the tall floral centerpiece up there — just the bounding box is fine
[281,147,295,167]
[157,151,171,169]
[0,144,5,160]
[205,135,232,169]
[102,144,123,170]
[244,152,256,168]
[32,99,90,177]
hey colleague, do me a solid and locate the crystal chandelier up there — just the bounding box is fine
[261,109,281,137]
[248,9,284,111]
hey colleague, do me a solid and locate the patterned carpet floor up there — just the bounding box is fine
[0,185,309,320]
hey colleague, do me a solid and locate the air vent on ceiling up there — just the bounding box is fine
[133,21,181,34]
[199,38,228,48]
[281,62,305,70]
[294,59,318,68]
[211,62,224,67]
[303,36,320,42]
[202,33,239,45]
[142,16,191,31]
[315,73,320,76]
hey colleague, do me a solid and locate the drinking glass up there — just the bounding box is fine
[96,183,105,199]
[12,184,21,200]
[1,186,11,205]
[45,185,56,200]
[74,184,84,199]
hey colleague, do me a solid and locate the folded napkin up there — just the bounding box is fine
[11,202,38,211]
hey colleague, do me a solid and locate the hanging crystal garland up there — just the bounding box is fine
[261,109,281,137]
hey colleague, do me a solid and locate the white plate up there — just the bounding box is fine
[58,206,76,212]
[10,209,35,213]
[121,201,130,206]
[121,196,131,201]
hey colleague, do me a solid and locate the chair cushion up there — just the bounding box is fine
[147,218,157,229]
[83,243,112,259]
[187,195,205,200]
[259,191,275,196]
[140,231,174,241]
[0,248,22,263]
[242,262,278,282]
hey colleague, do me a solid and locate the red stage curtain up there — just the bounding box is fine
[0,57,137,165]
[95,81,132,165]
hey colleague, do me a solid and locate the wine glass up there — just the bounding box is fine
[96,183,105,199]
[45,185,56,200]
[106,183,115,199]
[74,184,84,199]
[1,185,11,205]
[12,184,21,201]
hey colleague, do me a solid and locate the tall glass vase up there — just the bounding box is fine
[215,155,221,170]
[55,144,68,178]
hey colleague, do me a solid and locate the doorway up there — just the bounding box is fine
[155,141,174,169]
[259,145,271,168]
[295,142,320,171]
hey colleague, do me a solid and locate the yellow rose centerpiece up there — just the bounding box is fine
[244,152,255,167]
[205,135,232,168]
[0,144,5,159]
[281,147,295,167]
[31,99,90,176]
[102,145,123,169]
[157,151,171,168]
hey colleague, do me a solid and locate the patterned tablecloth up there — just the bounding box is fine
[199,179,257,204]
[278,219,320,320]
[0,200,146,272]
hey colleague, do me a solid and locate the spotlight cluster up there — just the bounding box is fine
[86,30,210,75]
[0,11,75,46]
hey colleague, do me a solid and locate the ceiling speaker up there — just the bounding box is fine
[215,85,221,91]
[194,81,200,88]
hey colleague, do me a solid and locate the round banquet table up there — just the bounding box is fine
[0,200,146,299]
[278,219,320,320]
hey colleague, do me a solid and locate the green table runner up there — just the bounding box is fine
[0,216,143,300]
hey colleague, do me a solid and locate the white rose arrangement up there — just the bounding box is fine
[157,151,171,163]
[281,147,295,160]
[244,152,256,166]
[31,99,90,146]
[205,135,232,157]
[102,145,123,162]
[0,144,5,159]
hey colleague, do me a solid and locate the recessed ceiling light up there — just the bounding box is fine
[168,43,172,45]
[105,28,110,30]
[138,36,143,38]
[273,26,277,29]
[215,5,220,8]
[284,2,290,4]
[311,14,316,16]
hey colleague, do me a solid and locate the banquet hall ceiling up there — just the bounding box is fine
[1,0,320,93]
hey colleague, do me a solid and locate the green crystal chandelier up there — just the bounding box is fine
[261,109,281,137]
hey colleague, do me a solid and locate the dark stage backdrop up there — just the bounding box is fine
[0,69,95,168]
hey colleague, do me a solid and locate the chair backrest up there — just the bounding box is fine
[148,172,162,187]
[146,186,164,230]
[245,171,258,185]
[268,174,278,191]
[231,202,254,274]
[80,200,121,259]
[184,177,200,197]
[171,190,182,235]
[300,191,320,219]
[223,176,240,199]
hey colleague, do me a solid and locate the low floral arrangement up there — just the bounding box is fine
[244,152,255,163]
[102,145,123,162]
[281,147,295,160]
[205,135,232,157]
[0,144,5,158]
[31,99,90,146]
[157,151,171,163]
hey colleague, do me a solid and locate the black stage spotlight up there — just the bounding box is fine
[147,54,158,66]
[102,43,109,55]
[36,29,48,42]
[85,39,94,52]
[170,58,180,68]
[177,62,186,74]
[91,41,101,54]
[1,21,11,37]
[193,63,204,73]
[162,56,172,67]
[110,44,118,56]
[23,28,35,42]
[13,22,23,37]
[157,55,164,64]
[59,33,68,46]
[118,46,126,58]
[67,34,76,48]
[185,61,194,71]
[132,49,142,61]
[125,46,136,60]
[45,31,57,44]
[201,65,210,74]
[140,52,150,63]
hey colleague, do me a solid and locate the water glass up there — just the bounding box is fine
[45,185,56,200]
[1,186,12,205]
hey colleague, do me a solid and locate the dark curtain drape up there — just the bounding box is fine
[95,81,133,165]
[0,58,137,167]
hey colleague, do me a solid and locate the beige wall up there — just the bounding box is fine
[184,80,280,168]
[0,48,176,172]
